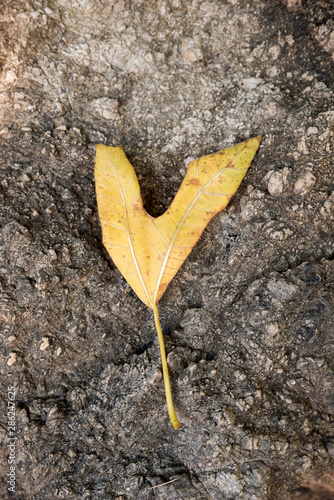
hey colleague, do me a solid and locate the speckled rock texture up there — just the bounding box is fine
[1,1,334,499]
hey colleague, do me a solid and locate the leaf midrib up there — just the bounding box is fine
[106,149,152,307]
[153,144,248,304]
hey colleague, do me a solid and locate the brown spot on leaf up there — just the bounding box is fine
[189,178,200,185]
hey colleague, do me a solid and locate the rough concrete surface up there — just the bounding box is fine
[0,0,333,498]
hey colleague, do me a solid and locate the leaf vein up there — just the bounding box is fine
[99,217,126,231]
[123,172,134,193]
[183,222,200,228]
[169,208,178,226]
[192,205,211,213]
[181,186,191,206]
[153,220,169,245]
[97,193,122,203]
[96,179,119,190]
[161,216,175,231]
[148,241,161,257]
[104,242,128,248]
[204,191,230,196]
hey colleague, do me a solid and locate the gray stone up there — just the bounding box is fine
[1,1,334,499]
[294,168,317,195]
[266,167,290,195]
[267,277,299,301]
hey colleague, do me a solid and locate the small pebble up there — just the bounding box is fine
[40,337,50,351]
[8,353,17,366]
[181,38,203,62]
[242,77,263,90]
[184,156,195,166]
[267,278,298,300]
[267,168,289,195]
[294,169,316,195]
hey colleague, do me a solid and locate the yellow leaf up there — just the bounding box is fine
[95,136,262,429]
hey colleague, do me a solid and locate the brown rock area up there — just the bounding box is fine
[0,1,333,499]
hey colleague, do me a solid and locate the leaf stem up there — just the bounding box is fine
[152,305,181,430]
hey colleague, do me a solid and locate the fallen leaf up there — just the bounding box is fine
[95,136,262,429]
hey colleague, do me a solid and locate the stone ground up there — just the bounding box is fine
[0,0,334,498]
